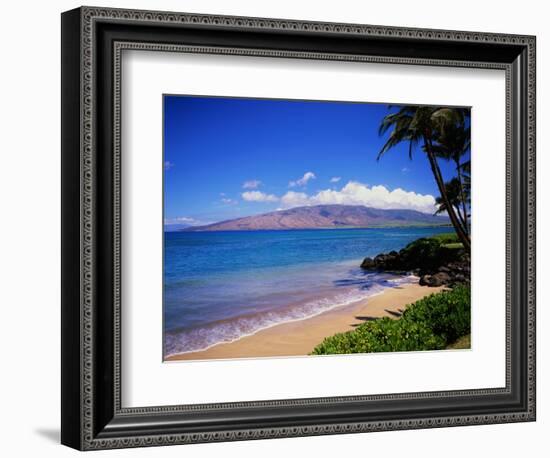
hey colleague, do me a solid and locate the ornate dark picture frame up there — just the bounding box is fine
[61,6,536,451]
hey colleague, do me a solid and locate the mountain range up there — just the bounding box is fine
[182,204,449,231]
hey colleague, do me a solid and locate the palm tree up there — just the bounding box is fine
[434,177,469,230]
[378,106,471,251]
[430,108,471,235]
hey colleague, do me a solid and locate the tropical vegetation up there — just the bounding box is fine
[311,285,470,355]
[377,106,471,251]
[324,105,473,357]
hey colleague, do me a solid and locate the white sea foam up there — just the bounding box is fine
[164,273,417,357]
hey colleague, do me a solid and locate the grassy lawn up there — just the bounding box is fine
[427,233,465,250]
[428,232,459,243]
[447,334,471,349]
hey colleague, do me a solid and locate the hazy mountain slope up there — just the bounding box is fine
[183,205,449,231]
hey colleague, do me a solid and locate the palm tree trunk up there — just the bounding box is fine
[454,205,468,230]
[424,137,471,251]
[455,160,469,236]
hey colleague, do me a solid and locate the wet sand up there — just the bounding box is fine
[166,283,444,361]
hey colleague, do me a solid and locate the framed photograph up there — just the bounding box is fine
[61,6,536,450]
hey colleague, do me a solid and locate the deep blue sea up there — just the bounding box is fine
[163,227,451,356]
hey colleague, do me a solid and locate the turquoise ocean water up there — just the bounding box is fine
[163,227,451,356]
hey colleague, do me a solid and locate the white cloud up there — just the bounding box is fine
[289,171,316,187]
[164,161,174,171]
[241,191,279,202]
[242,179,262,189]
[221,197,237,205]
[280,181,436,214]
[164,216,202,225]
[401,167,410,173]
[329,176,341,183]
[280,191,311,207]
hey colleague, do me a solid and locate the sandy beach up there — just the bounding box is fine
[166,282,444,361]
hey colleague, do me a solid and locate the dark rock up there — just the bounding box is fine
[438,266,451,273]
[427,272,451,287]
[419,274,432,286]
[454,273,466,282]
[360,257,376,269]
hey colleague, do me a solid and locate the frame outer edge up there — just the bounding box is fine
[526,36,536,421]
[69,6,536,450]
[80,6,96,451]
[81,5,535,43]
[61,7,85,451]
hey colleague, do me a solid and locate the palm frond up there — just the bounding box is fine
[377,132,401,160]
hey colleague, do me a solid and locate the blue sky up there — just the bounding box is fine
[164,95,466,228]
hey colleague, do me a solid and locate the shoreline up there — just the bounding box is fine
[166,282,444,361]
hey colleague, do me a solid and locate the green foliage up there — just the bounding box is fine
[401,285,470,344]
[312,286,470,356]
[311,317,445,355]
[397,233,464,273]
[427,232,459,244]
[401,237,442,263]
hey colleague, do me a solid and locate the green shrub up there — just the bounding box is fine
[402,285,470,344]
[311,286,470,355]
[399,235,464,272]
[312,317,445,355]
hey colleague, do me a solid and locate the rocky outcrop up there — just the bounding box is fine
[420,272,450,287]
[417,262,470,287]
[360,237,470,287]
[360,251,403,271]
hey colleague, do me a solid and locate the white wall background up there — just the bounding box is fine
[0,0,545,456]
